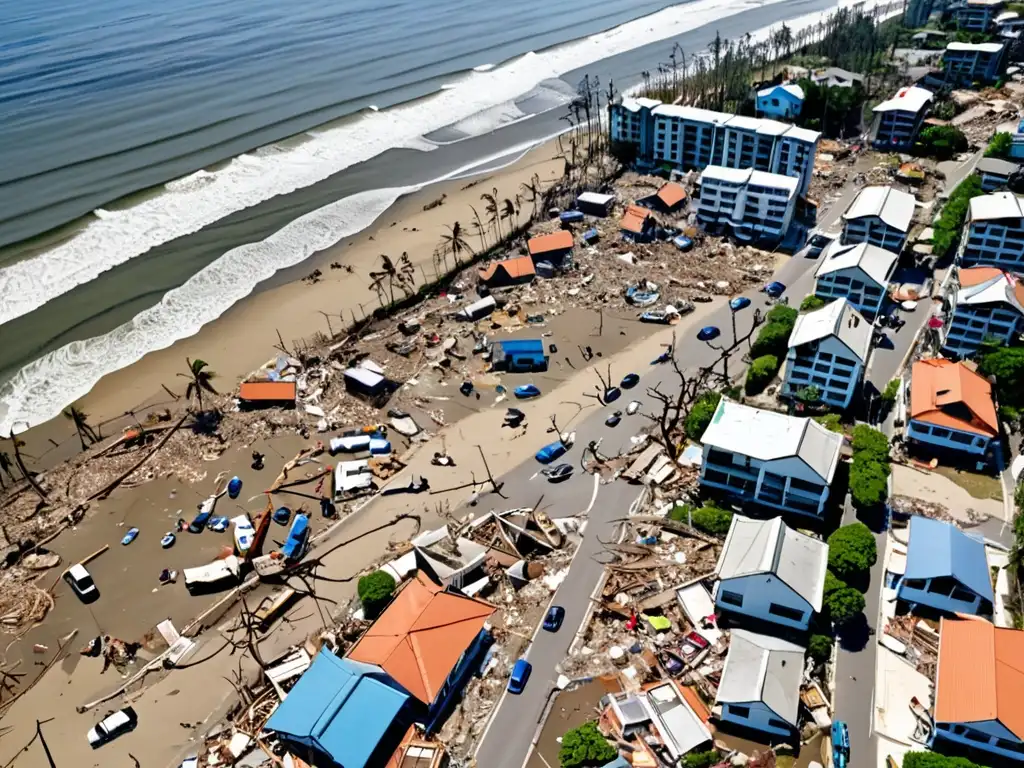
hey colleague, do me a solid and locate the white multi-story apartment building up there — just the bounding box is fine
[696,166,798,245]
[841,185,916,254]
[814,240,898,316]
[607,99,820,196]
[781,298,873,410]
[959,191,1024,270]
[869,86,934,151]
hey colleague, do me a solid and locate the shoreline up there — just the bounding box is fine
[17,137,568,469]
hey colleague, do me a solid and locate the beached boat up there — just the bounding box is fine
[121,528,139,546]
[280,515,310,563]
[209,516,229,533]
[161,533,176,549]
[532,509,564,548]
[183,556,241,595]
[188,496,218,533]
[232,515,256,554]
[625,283,660,307]
[640,306,682,324]
[620,373,640,389]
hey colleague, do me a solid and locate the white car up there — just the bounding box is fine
[87,706,137,748]
[64,563,99,602]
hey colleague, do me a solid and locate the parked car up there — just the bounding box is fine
[542,464,574,482]
[64,563,99,603]
[535,440,568,464]
[832,720,851,768]
[507,659,532,694]
[87,706,137,748]
[605,411,622,427]
[763,281,786,299]
[514,384,541,399]
[803,230,835,258]
[542,606,566,632]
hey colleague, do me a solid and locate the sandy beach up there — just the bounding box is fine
[18,138,568,468]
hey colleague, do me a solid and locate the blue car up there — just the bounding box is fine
[832,720,850,768]
[514,384,541,399]
[535,440,568,464]
[672,234,693,251]
[542,606,565,632]
[188,510,212,534]
[508,659,532,694]
[764,281,786,299]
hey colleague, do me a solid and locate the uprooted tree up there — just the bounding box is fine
[642,310,763,458]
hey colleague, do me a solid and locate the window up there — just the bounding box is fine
[950,586,976,603]
[728,705,750,719]
[768,718,791,731]
[996,739,1024,753]
[964,728,991,744]
[720,590,744,607]
[768,603,805,622]
[902,578,926,590]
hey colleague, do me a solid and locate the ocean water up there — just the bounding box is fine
[0,0,863,434]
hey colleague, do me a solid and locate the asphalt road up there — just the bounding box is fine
[474,245,827,768]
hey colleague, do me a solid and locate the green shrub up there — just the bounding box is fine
[814,413,843,433]
[824,585,866,624]
[979,346,1024,408]
[750,322,792,358]
[558,722,616,768]
[851,424,890,462]
[745,354,779,395]
[827,523,878,579]
[985,131,1013,158]
[766,304,798,326]
[358,570,397,618]
[824,569,847,597]
[691,505,734,536]
[850,458,889,508]
[881,378,900,406]
[685,391,721,440]
[683,750,722,768]
[796,385,822,405]
[800,294,827,312]
[917,124,968,160]
[934,175,984,258]
[808,634,834,662]
[903,751,988,768]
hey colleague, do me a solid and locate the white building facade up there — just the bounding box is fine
[841,185,916,254]
[814,240,898,316]
[696,166,798,245]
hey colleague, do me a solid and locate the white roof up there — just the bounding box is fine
[815,240,897,286]
[699,165,799,194]
[700,399,842,483]
[757,83,805,101]
[644,682,713,757]
[788,297,872,364]
[716,516,828,611]
[872,86,934,114]
[343,366,384,388]
[652,106,820,144]
[68,563,91,580]
[577,191,615,205]
[619,97,663,112]
[969,191,1024,221]
[946,41,1005,52]
[716,629,805,726]
[996,11,1021,22]
[955,268,1024,314]
[843,185,916,232]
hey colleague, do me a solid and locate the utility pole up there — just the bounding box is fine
[37,719,57,768]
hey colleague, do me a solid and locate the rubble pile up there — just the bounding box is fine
[889,494,990,527]
[882,614,939,679]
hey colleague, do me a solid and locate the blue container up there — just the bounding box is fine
[227,476,242,499]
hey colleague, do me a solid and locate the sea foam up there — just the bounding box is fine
[0,0,798,328]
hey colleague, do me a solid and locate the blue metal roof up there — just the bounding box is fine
[265,650,410,768]
[499,339,545,354]
[904,516,994,602]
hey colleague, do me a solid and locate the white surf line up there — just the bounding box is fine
[0,0,802,327]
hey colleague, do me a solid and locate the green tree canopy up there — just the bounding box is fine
[824,585,866,624]
[745,354,780,395]
[934,175,983,257]
[808,634,834,662]
[903,751,987,768]
[800,294,827,312]
[827,523,878,579]
[358,570,397,619]
[985,131,1013,158]
[558,722,617,768]
[979,346,1024,408]
[917,124,968,160]
[692,505,734,536]
[685,391,722,440]
[851,424,890,462]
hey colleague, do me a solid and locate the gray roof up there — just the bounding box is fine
[787,298,872,365]
[715,516,829,611]
[812,67,865,84]
[976,156,1020,177]
[716,629,805,726]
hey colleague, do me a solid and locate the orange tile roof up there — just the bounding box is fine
[958,266,1004,287]
[238,380,297,402]
[478,255,535,283]
[935,617,1024,739]
[527,229,574,256]
[620,204,652,234]
[656,182,687,209]
[346,573,496,704]
[909,359,998,437]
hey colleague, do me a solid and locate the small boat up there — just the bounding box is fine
[640,306,681,324]
[387,339,417,356]
[273,507,292,525]
[227,476,242,500]
[232,515,255,554]
[606,411,622,427]
[626,400,641,416]
[209,516,229,533]
[121,528,139,546]
[280,514,310,563]
[532,508,564,548]
[625,284,660,307]
[620,373,640,389]
[188,493,218,534]
[161,532,176,549]
[514,384,541,399]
